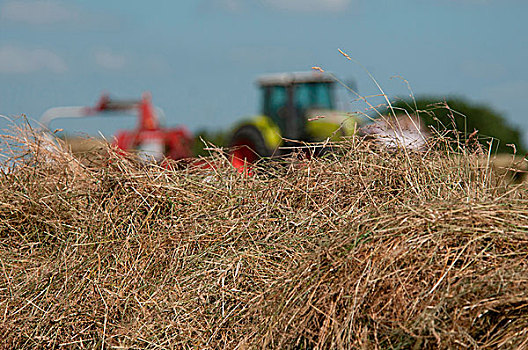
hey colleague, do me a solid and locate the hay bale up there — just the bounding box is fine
[0,128,527,349]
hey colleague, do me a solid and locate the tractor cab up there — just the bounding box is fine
[259,72,336,140]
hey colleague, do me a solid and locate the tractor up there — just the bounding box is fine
[229,71,361,170]
[40,92,194,162]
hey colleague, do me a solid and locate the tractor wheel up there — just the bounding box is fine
[229,125,270,171]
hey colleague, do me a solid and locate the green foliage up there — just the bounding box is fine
[192,128,229,156]
[389,96,525,154]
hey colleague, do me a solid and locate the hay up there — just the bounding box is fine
[0,128,527,349]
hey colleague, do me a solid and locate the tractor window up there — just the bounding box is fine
[294,83,334,111]
[263,85,287,128]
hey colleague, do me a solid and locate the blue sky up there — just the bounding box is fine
[0,0,527,143]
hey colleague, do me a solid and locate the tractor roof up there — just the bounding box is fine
[257,71,335,87]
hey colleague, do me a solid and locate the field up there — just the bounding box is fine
[1,128,528,349]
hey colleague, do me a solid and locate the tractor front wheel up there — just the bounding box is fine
[229,125,270,172]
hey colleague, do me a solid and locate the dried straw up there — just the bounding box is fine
[0,127,527,349]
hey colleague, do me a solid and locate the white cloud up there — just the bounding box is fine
[262,0,355,12]
[94,50,127,70]
[220,0,243,11]
[0,1,79,25]
[229,45,308,66]
[204,0,246,12]
[444,0,494,4]
[143,55,172,75]
[460,61,506,80]
[209,0,356,13]
[484,81,528,101]
[0,46,67,74]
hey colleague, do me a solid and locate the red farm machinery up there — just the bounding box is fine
[40,93,194,162]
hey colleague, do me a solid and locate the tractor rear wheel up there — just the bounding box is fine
[229,125,271,171]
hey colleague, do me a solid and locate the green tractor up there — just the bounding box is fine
[229,71,361,170]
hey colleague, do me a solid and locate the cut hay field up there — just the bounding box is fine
[1,130,528,349]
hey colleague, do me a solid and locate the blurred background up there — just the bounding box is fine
[0,0,527,149]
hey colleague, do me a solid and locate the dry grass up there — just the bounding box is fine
[0,127,527,349]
